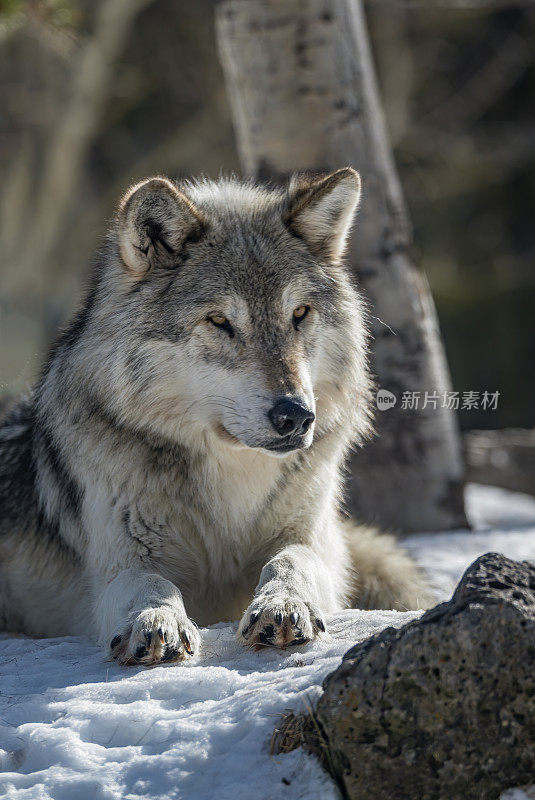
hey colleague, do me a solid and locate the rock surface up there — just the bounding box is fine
[316,552,535,800]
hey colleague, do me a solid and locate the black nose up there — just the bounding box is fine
[268,398,315,437]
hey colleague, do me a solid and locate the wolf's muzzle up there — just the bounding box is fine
[268,397,315,438]
[261,397,315,453]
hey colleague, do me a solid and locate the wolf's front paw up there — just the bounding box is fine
[109,606,201,666]
[238,596,325,650]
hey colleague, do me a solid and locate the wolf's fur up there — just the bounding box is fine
[0,169,431,664]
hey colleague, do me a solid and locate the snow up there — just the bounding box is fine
[404,484,535,601]
[503,792,535,800]
[1,484,535,800]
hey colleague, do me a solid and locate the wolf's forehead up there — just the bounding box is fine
[197,229,320,308]
[193,221,310,290]
[185,263,308,313]
[181,178,330,299]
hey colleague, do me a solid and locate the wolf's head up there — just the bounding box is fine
[86,169,372,457]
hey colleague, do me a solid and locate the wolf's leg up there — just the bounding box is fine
[237,544,343,649]
[94,568,201,665]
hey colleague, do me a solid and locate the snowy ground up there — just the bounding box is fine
[1,484,535,800]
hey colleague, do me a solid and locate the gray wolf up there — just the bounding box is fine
[0,168,431,665]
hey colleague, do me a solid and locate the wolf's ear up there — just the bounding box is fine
[118,177,204,277]
[286,167,361,264]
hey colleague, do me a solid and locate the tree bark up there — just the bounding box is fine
[216,0,467,532]
[5,0,156,303]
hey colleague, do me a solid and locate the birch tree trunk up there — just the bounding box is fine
[14,0,156,293]
[216,0,468,532]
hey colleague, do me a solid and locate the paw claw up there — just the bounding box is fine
[287,635,308,647]
[239,599,322,650]
[109,608,201,666]
[181,631,194,655]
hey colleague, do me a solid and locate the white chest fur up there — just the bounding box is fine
[122,444,287,623]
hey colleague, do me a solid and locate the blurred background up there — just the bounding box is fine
[0,0,533,467]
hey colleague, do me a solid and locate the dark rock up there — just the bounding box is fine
[316,553,535,800]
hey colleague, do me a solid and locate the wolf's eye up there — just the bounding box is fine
[208,314,234,337]
[292,305,310,330]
